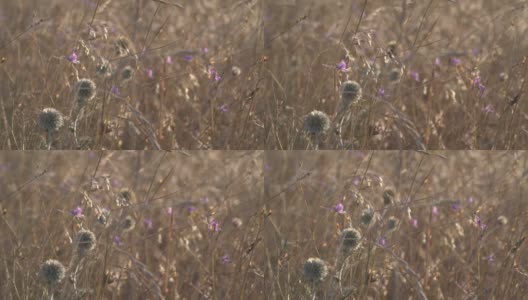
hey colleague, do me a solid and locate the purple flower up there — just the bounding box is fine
[221,254,231,264]
[410,71,420,82]
[143,218,153,229]
[166,207,173,215]
[202,47,209,54]
[484,253,495,263]
[219,104,229,112]
[184,55,193,61]
[377,88,386,98]
[336,60,347,71]
[113,235,122,246]
[70,206,83,217]
[67,52,79,64]
[166,56,173,64]
[475,215,487,230]
[483,104,495,114]
[432,206,439,215]
[146,68,153,79]
[434,57,441,66]
[451,203,461,211]
[377,236,387,247]
[473,76,486,96]
[187,206,196,213]
[451,58,461,65]
[467,196,475,203]
[332,203,345,214]
[411,218,418,228]
[209,219,221,232]
[111,85,120,96]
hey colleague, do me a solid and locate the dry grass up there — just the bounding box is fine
[262,0,528,150]
[0,151,264,299]
[264,151,528,299]
[1,151,527,299]
[0,0,264,150]
[1,1,527,150]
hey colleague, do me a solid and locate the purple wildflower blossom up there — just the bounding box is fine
[432,206,439,215]
[451,58,461,65]
[187,206,196,213]
[475,215,487,230]
[143,218,153,229]
[67,52,79,64]
[111,85,120,96]
[473,76,486,96]
[184,55,193,61]
[485,254,495,263]
[377,236,387,247]
[219,104,229,112]
[336,60,347,71]
[467,197,474,203]
[166,56,173,64]
[202,47,209,54]
[451,203,461,211]
[70,206,83,217]
[411,218,418,228]
[209,219,221,232]
[332,203,345,214]
[483,104,495,114]
[434,57,441,66]
[377,88,386,98]
[113,235,122,246]
[166,207,173,215]
[221,254,231,264]
[410,71,420,82]
[146,68,153,79]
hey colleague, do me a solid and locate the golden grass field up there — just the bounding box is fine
[1,151,527,299]
[0,0,527,149]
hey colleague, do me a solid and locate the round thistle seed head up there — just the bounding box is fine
[117,188,134,206]
[122,215,136,232]
[303,257,328,283]
[497,215,508,225]
[38,108,64,131]
[304,110,330,135]
[360,207,376,227]
[387,216,399,231]
[75,78,97,104]
[75,229,96,255]
[388,68,402,82]
[39,259,66,286]
[96,209,110,226]
[383,188,396,206]
[96,60,112,77]
[231,66,242,76]
[340,80,362,102]
[341,227,361,252]
[121,66,135,81]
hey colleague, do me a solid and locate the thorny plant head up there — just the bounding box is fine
[75,78,97,105]
[303,257,328,283]
[121,65,134,81]
[39,259,66,286]
[121,215,136,232]
[38,108,64,132]
[75,229,96,255]
[304,110,331,135]
[340,227,362,253]
[360,207,376,227]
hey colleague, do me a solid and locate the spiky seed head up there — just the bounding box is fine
[38,108,64,131]
[115,36,130,56]
[231,66,242,76]
[39,259,66,286]
[388,68,402,82]
[387,40,398,57]
[383,188,396,205]
[360,207,376,227]
[341,227,361,252]
[96,61,111,77]
[121,66,134,81]
[340,80,362,102]
[118,188,134,205]
[96,209,109,226]
[122,215,136,232]
[387,216,399,231]
[497,215,508,225]
[75,78,96,104]
[303,258,328,282]
[75,229,96,255]
[304,110,330,135]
